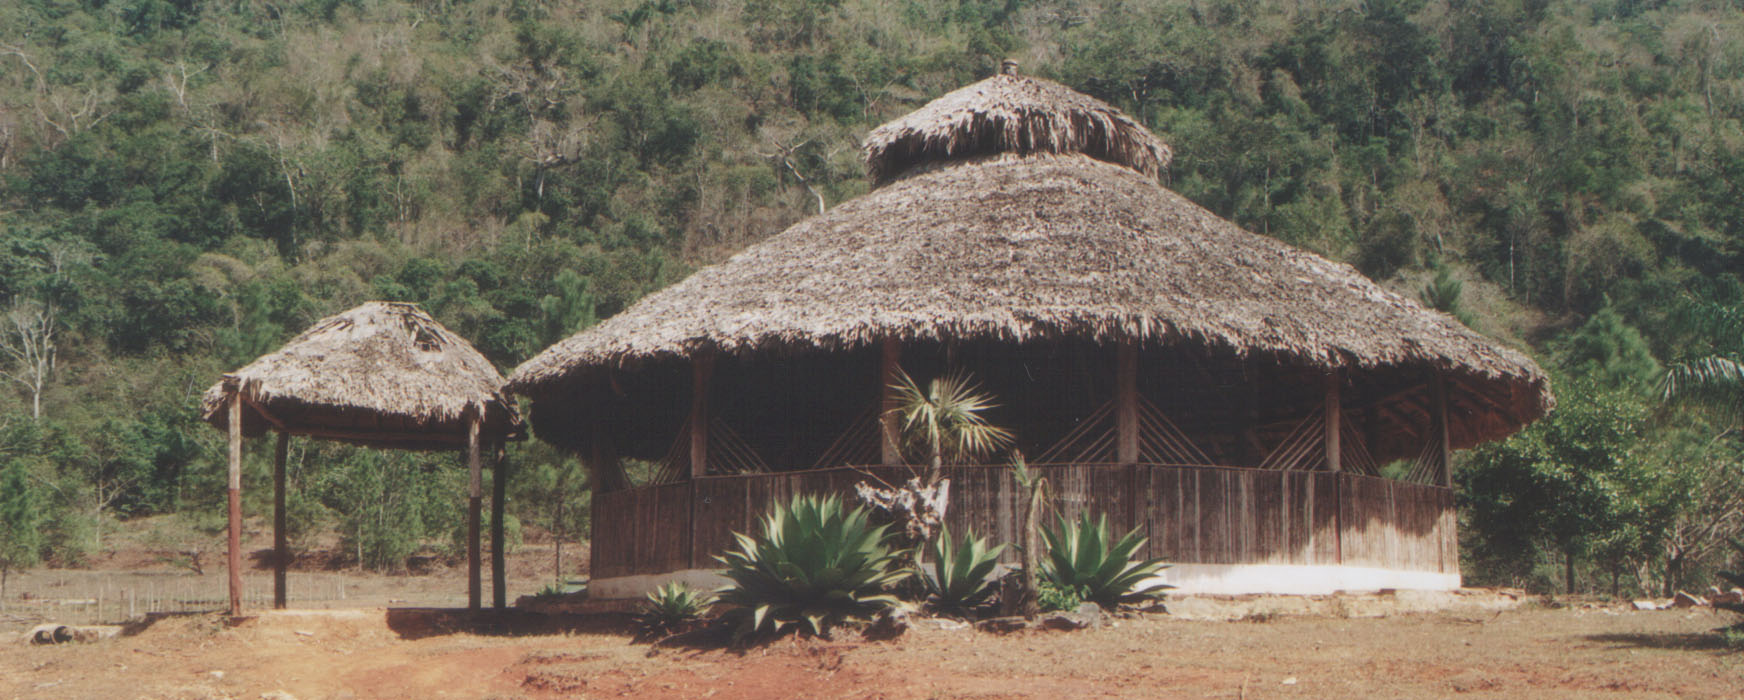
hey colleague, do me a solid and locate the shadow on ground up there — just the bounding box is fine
[384,608,638,640]
[1584,632,1732,652]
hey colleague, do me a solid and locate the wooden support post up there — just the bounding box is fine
[1430,370,1452,487]
[587,377,626,492]
[227,393,244,616]
[467,415,482,612]
[880,338,902,465]
[1116,341,1140,464]
[272,432,289,610]
[1324,370,1342,472]
[491,442,509,610]
[690,352,714,479]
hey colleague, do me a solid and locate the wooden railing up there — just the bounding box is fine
[590,464,1457,580]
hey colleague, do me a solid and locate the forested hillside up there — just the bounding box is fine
[2,0,1742,594]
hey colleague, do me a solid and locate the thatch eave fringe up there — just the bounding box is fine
[203,302,524,446]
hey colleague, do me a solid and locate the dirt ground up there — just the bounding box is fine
[6,596,1743,700]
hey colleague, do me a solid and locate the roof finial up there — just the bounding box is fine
[1001,59,1019,77]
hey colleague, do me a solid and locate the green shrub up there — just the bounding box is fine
[922,525,1004,613]
[535,580,586,598]
[717,494,909,638]
[640,581,715,636]
[1037,578,1086,613]
[1041,511,1172,609]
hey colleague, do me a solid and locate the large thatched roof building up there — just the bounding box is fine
[511,66,1552,597]
[204,301,523,613]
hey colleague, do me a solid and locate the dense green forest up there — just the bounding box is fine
[2,0,1742,596]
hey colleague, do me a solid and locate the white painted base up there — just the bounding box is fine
[1158,563,1460,596]
[586,564,1459,600]
[590,569,732,600]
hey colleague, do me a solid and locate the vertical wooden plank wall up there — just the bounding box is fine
[588,465,1461,579]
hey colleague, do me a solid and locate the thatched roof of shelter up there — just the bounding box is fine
[863,70,1171,186]
[203,302,523,450]
[509,72,1551,450]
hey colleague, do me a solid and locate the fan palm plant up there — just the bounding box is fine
[858,368,1013,554]
[889,368,1013,484]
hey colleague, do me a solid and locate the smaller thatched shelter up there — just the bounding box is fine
[203,302,523,614]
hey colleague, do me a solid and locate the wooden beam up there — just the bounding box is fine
[272,431,289,610]
[1324,370,1342,472]
[491,442,509,610]
[467,415,482,612]
[588,383,625,492]
[275,427,469,446]
[690,352,715,479]
[1430,370,1452,487]
[880,338,902,465]
[227,393,243,617]
[1117,341,1139,464]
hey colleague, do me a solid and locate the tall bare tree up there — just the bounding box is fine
[0,300,55,421]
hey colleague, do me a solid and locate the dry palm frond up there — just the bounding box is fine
[1662,355,1744,427]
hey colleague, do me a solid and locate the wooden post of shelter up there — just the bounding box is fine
[880,338,902,465]
[1116,341,1139,464]
[227,392,243,616]
[1430,370,1452,487]
[272,431,289,609]
[467,414,482,612]
[491,442,509,610]
[690,351,714,479]
[1324,369,1342,472]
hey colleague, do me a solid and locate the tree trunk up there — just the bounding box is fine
[1017,483,1041,619]
[554,500,564,581]
[929,431,943,486]
[1565,549,1576,596]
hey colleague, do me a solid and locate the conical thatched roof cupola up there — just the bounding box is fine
[204,301,522,449]
[510,67,1550,458]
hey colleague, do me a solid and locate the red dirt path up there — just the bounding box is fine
[6,601,1744,699]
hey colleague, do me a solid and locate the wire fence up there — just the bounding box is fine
[3,571,354,627]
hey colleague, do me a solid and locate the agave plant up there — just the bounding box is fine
[1041,511,1172,609]
[639,581,715,637]
[717,493,910,638]
[922,525,1005,613]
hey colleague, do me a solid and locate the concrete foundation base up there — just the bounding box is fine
[587,564,1459,600]
[1160,563,1459,595]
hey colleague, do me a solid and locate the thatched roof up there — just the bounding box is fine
[863,69,1172,186]
[509,72,1551,450]
[203,302,523,450]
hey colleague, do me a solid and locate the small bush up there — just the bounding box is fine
[922,525,1004,613]
[1037,578,1086,612]
[1041,511,1172,609]
[640,581,715,636]
[717,493,909,638]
